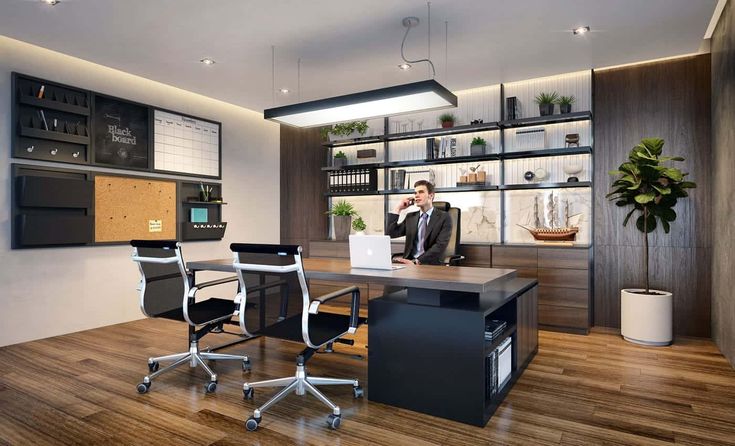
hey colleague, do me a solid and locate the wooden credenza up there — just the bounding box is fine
[491,245,592,334]
[308,240,591,334]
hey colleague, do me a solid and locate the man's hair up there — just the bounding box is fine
[413,180,435,194]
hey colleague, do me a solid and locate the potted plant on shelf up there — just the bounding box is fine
[470,137,487,156]
[606,137,696,346]
[439,113,456,128]
[534,91,559,116]
[556,95,575,114]
[352,216,367,235]
[321,121,369,141]
[326,200,357,241]
[333,151,348,168]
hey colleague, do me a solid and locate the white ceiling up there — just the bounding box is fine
[0,0,717,113]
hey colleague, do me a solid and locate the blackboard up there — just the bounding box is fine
[93,95,149,168]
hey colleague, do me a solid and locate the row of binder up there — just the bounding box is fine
[328,168,378,193]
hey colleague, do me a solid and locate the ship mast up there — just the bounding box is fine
[534,196,541,228]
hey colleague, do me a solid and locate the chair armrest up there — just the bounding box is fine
[309,285,361,329]
[445,255,465,266]
[188,275,238,297]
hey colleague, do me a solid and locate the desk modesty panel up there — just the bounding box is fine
[187,258,517,293]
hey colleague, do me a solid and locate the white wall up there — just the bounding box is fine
[0,36,280,347]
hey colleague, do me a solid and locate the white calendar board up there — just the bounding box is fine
[153,110,220,177]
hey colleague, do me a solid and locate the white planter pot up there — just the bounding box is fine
[620,289,673,346]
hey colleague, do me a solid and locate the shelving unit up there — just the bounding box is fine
[13,73,91,165]
[178,181,227,241]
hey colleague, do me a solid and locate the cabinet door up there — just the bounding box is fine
[516,285,538,367]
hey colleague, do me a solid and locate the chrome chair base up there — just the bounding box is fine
[243,363,362,431]
[137,340,250,393]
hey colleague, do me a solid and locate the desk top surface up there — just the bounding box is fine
[188,257,516,293]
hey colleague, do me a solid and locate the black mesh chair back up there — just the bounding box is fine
[131,240,188,320]
[433,201,462,265]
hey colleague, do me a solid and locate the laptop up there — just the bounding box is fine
[349,235,405,270]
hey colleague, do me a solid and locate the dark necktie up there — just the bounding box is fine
[416,213,428,258]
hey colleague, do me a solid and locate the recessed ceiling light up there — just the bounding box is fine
[42,0,60,5]
[398,63,412,71]
[279,88,290,94]
[572,26,590,36]
[200,58,216,65]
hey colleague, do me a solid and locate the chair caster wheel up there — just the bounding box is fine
[326,414,341,429]
[245,416,260,431]
[243,387,254,399]
[136,382,150,394]
[148,361,159,373]
[242,359,252,372]
[352,386,364,398]
[205,381,217,393]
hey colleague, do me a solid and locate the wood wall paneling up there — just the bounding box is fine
[711,0,735,366]
[280,126,328,257]
[593,55,712,337]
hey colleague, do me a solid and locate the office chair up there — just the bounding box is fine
[131,240,250,394]
[230,243,364,431]
[433,201,464,265]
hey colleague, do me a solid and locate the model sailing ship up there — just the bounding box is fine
[518,193,581,242]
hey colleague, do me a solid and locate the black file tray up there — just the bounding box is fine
[17,214,93,246]
[181,222,227,241]
[17,175,93,208]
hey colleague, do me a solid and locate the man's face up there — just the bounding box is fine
[413,185,433,208]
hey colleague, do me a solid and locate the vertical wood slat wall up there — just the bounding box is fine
[593,54,712,337]
[710,0,735,365]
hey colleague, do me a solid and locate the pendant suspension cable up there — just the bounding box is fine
[401,17,436,78]
[445,21,448,82]
[427,2,431,79]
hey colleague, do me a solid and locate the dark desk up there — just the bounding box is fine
[188,257,538,426]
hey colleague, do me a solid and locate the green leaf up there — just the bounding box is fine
[680,181,697,189]
[652,184,671,195]
[659,156,685,162]
[623,208,636,226]
[636,214,657,233]
[661,168,684,182]
[641,138,665,155]
[635,192,656,204]
[661,219,670,233]
[660,208,676,222]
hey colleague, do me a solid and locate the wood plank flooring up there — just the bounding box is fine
[0,321,734,445]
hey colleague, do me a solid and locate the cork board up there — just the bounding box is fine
[94,175,176,242]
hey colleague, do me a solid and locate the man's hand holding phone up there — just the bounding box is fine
[393,196,414,214]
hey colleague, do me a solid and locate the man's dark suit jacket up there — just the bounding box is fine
[385,208,453,265]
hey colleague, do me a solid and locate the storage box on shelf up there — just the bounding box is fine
[13,73,91,165]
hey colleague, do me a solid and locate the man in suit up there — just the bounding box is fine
[386,180,452,265]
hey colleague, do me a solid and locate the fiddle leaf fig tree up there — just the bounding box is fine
[606,138,696,293]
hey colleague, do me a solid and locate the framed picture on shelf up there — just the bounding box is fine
[92,94,150,169]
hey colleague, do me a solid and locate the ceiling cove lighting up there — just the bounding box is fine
[572,26,590,35]
[200,58,216,65]
[263,79,457,128]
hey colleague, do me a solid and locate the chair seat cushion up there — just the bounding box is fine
[258,312,354,346]
[157,298,235,325]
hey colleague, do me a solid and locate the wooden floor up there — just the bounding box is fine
[1,321,734,446]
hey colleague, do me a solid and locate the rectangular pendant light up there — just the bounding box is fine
[263,79,457,127]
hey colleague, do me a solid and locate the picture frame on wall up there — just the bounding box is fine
[92,94,150,169]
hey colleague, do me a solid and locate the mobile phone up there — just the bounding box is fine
[407,198,415,205]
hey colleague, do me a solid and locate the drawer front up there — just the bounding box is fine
[493,265,537,278]
[538,268,589,289]
[460,244,491,267]
[538,286,589,309]
[538,304,589,329]
[492,246,537,268]
[538,248,590,270]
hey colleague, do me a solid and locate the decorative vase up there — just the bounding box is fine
[470,144,486,156]
[621,289,673,346]
[564,163,583,182]
[441,121,454,128]
[333,157,347,169]
[560,103,572,114]
[539,103,554,116]
[333,215,352,241]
